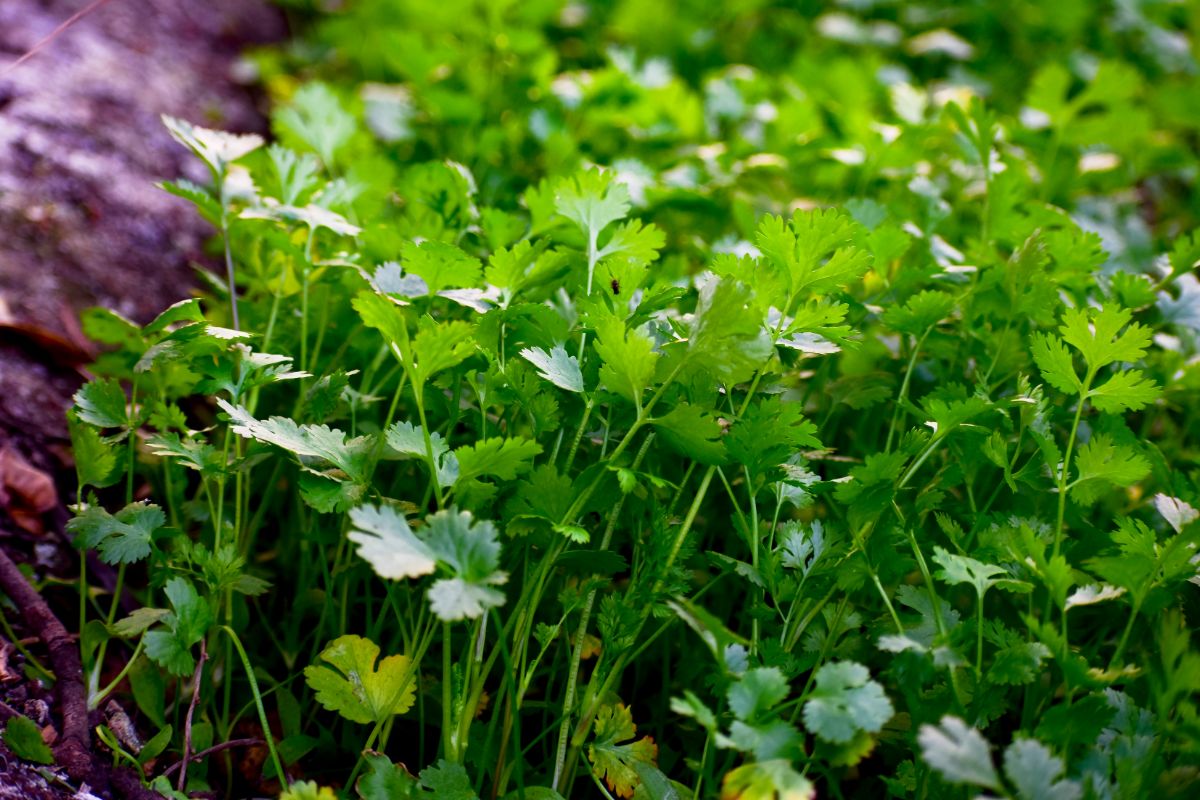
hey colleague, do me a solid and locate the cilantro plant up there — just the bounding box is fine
[50,1,1200,798]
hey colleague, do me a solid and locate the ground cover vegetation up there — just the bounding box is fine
[22,0,1200,797]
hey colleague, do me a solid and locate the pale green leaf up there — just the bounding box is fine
[519,346,584,393]
[348,505,437,581]
[802,661,893,744]
[1003,739,1082,800]
[918,716,1000,791]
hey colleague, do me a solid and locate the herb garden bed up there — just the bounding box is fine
[3,2,1200,799]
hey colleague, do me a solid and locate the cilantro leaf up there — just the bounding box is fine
[1003,739,1082,800]
[802,661,893,744]
[556,170,630,248]
[67,501,164,565]
[219,400,373,482]
[727,398,821,481]
[588,703,658,799]
[1154,494,1199,534]
[1031,333,1080,394]
[649,403,727,464]
[728,667,790,722]
[684,276,772,385]
[422,509,508,621]
[933,547,1029,598]
[918,716,1000,791]
[1059,305,1152,370]
[162,115,263,178]
[419,759,478,800]
[356,752,419,800]
[68,416,119,488]
[304,635,416,725]
[143,578,214,677]
[1087,369,1159,413]
[348,504,437,581]
[1070,433,1150,506]
[3,716,54,765]
[400,240,482,295]
[453,437,541,484]
[594,317,658,408]
[73,378,129,429]
[883,290,956,336]
[721,761,814,800]
[519,346,584,393]
[273,82,356,168]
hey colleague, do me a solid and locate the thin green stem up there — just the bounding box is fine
[219,625,286,786]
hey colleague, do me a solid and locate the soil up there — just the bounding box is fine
[0,1,284,796]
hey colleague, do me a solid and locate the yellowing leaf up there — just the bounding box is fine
[589,703,658,799]
[304,635,416,725]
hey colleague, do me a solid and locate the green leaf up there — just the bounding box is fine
[67,501,164,564]
[499,788,566,800]
[1030,333,1080,394]
[589,703,658,799]
[1071,433,1150,506]
[519,346,584,393]
[727,398,821,480]
[241,203,361,237]
[400,240,482,295]
[1059,305,1152,371]
[802,661,893,744]
[933,547,1029,598]
[453,437,542,484]
[411,317,475,386]
[219,400,372,482]
[419,759,479,799]
[304,635,416,725]
[684,277,772,385]
[882,290,956,336]
[650,403,727,465]
[356,751,419,800]
[595,317,658,407]
[68,416,120,488]
[669,691,717,731]
[274,82,356,167]
[1003,739,1081,800]
[918,716,1000,791]
[158,179,221,225]
[144,578,213,677]
[348,504,437,581]
[596,219,665,268]
[1087,369,1159,413]
[423,509,508,621]
[756,209,870,300]
[73,378,128,428]
[555,170,631,247]
[833,450,907,528]
[3,716,54,765]
[354,292,412,350]
[987,641,1053,686]
[728,667,789,722]
[112,607,171,638]
[666,597,749,663]
[162,115,263,178]
[146,433,222,480]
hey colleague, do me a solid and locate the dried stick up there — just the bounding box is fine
[0,543,93,783]
[177,638,208,793]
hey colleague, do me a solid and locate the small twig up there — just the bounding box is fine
[161,737,263,781]
[0,0,116,78]
[0,543,94,785]
[178,638,208,793]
